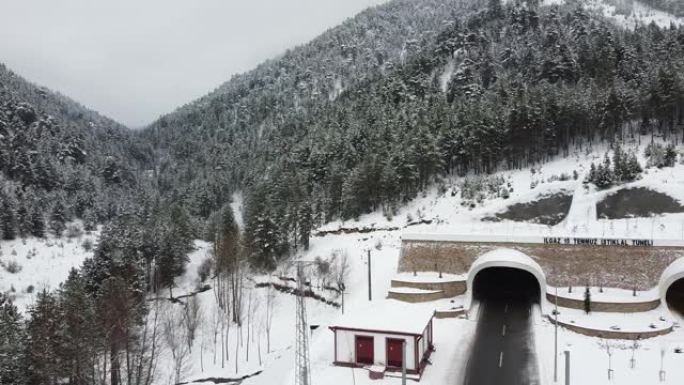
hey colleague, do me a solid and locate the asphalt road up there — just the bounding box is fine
[463,268,540,385]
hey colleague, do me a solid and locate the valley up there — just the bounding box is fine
[3,0,684,385]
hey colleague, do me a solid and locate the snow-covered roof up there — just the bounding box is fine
[330,300,434,336]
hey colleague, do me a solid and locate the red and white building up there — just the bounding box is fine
[329,305,435,378]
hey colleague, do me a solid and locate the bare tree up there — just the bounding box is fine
[130,300,162,385]
[210,307,220,366]
[333,249,350,292]
[246,290,252,363]
[162,305,191,384]
[264,282,277,353]
[183,296,203,353]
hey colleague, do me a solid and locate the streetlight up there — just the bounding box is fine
[554,286,559,382]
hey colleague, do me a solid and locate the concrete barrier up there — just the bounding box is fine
[391,278,466,297]
[387,288,446,303]
[547,316,672,340]
[434,308,466,319]
[545,292,661,313]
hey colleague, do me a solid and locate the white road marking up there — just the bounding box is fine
[504,304,508,313]
[499,352,504,368]
[502,324,506,336]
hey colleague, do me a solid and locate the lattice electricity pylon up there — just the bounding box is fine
[295,262,312,385]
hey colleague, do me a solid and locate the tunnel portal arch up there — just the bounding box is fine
[659,259,684,315]
[465,248,547,310]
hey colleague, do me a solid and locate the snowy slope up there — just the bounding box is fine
[153,138,684,385]
[593,0,684,28]
[0,226,99,311]
[508,0,684,28]
[2,139,683,385]
[319,138,684,242]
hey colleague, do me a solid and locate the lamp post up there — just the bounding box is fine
[367,249,372,301]
[564,350,571,385]
[554,286,559,382]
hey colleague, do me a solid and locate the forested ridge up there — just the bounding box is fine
[142,0,684,269]
[0,65,196,385]
[0,64,152,238]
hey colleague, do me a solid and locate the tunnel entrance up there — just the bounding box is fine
[666,278,684,316]
[473,267,541,304]
[465,267,541,384]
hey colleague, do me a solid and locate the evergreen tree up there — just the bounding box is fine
[583,287,591,314]
[244,187,284,269]
[155,204,194,295]
[29,206,45,238]
[81,219,147,385]
[624,152,642,181]
[664,143,678,167]
[0,196,17,241]
[298,202,313,251]
[156,226,188,295]
[58,269,98,385]
[612,142,624,182]
[593,154,614,189]
[488,0,504,19]
[25,290,63,385]
[0,293,25,385]
[15,201,30,238]
[82,209,97,232]
[49,201,66,237]
[587,163,597,184]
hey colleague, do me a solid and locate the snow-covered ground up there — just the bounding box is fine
[2,138,684,385]
[320,138,684,243]
[530,0,684,28]
[536,306,684,385]
[0,226,99,311]
[550,286,661,304]
[593,0,684,28]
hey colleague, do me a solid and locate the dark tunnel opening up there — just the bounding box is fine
[465,267,541,385]
[473,267,541,304]
[666,278,684,316]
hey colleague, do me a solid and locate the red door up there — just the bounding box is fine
[355,336,374,365]
[386,338,404,368]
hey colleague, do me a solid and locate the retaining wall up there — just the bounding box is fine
[386,290,445,303]
[390,279,467,297]
[434,308,466,319]
[545,292,661,313]
[400,239,684,290]
[547,316,673,340]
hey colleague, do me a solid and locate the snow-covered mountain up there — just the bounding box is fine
[3,1,684,385]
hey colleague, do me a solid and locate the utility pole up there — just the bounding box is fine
[295,263,312,385]
[554,286,559,382]
[367,249,372,301]
[564,350,571,385]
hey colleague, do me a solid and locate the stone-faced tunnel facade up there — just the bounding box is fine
[399,234,684,293]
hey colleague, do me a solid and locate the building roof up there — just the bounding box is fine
[329,299,434,336]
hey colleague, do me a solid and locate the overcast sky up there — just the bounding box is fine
[0,0,388,128]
